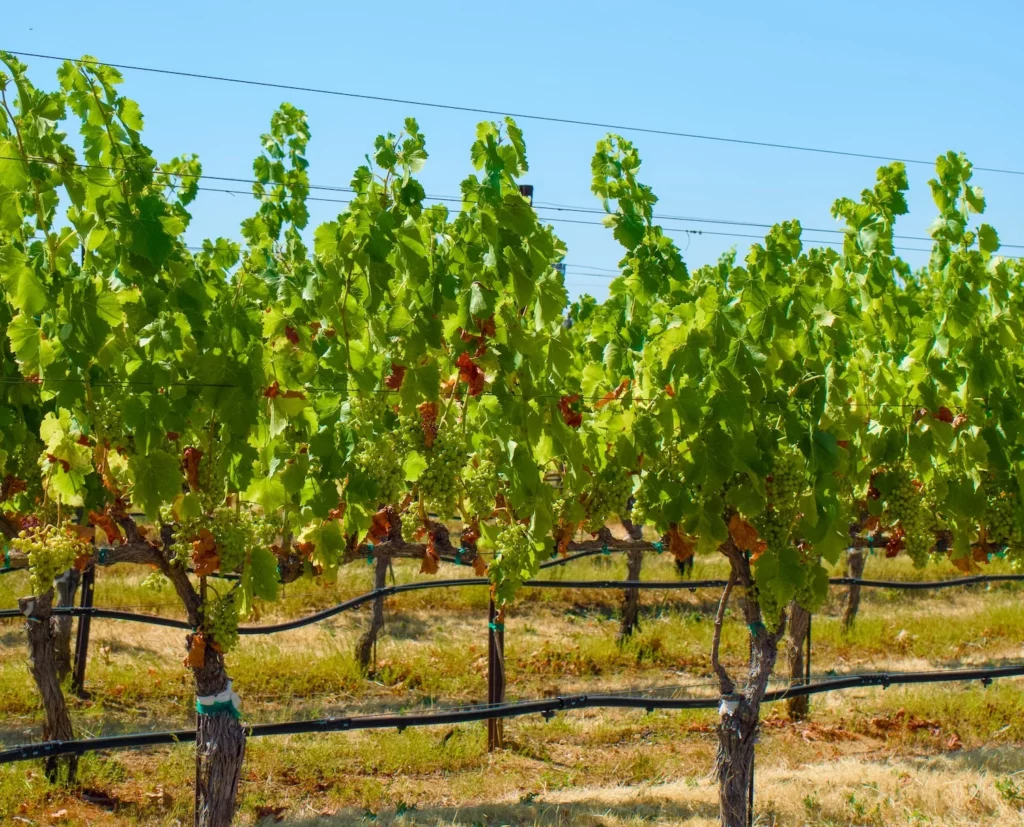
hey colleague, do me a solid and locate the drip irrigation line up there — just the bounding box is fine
[6,51,1024,177]
[1,574,1019,634]
[1,664,1020,765]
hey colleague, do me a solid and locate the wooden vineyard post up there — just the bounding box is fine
[71,563,95,698]
[487,598,505,750]
[786,602,811,719]
[843,548,866,630]
[53,568,81,681]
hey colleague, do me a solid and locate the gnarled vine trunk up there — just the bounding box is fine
[356,552,389,672]
[843,549,865,630]
[19,591,77,783]
[713,541,787,827]
[618,548,644,641]
[53,568,81,682]
[192,641,246,827]
[786,601,810,719]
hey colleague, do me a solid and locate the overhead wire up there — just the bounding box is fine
[6,50,1024,177]
[6,153,1023,253]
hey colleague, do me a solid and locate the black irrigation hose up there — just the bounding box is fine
[2,664,1021,765]
[1,574,1021,633]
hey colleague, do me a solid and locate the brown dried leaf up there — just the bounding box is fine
[668,525,694,563]
[594,378,630,410]
[420,547,440,575]
[183,634,206,669]
[191,529,220,576]
[368,509,391,544]
[728,514,759,552]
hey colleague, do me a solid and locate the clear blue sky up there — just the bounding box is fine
[5,1,1023,298]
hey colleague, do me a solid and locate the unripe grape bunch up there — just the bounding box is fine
[418,428,464,519]
[884,464,932,565]
[204,590,240,653]
[984,489,1021,547]
[463,456,498,519]
[584,468,634,533]
[767,449,806,514]
[492,521,536,604]
[11,525,87,596]
[356,432,406,508]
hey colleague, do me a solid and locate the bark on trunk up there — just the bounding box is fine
[843,549,865,630]
[713,541,786,827]
[786,601,810,720]
[356,552,389,673]
[19,591,77,783]
[192,641,246,827]
[53,569,81,682]
[618,548,644,642]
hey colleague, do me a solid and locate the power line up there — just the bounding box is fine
[7,154,1024,252]
[7,50,1024,177]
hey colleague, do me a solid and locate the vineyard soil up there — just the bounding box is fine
[0,554,1021,826]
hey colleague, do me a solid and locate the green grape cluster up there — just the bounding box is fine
[757,507,792,551]
[397,413,425,448]
[629,474,655,526]
[463,456,497,518]
[12,526,85,596]
[418,428,464,518]
[204,591,240,653]
[1,438,44,505]
[91,395,123,438]
[885,465,931,565]
[584,469,634,533]
[212,510,276,572]
[753,584,784,633]
[795,563,828,613]
[492,522,536,604]
[984,489,1021,546]
[356,432,406,507]
[170,516,201,566]
[349,393,390,427]
[767,449,806,513]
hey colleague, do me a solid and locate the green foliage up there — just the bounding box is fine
[1,52,1022,658]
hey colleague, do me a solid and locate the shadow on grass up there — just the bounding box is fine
[280,794,721,826]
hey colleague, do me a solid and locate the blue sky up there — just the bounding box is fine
[5,1,1023,298]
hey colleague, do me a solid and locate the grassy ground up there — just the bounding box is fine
[0,553,1021,825]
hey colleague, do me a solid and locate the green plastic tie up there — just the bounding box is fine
[98,547,109,564]
[550,550,559,559]
[488,621,504,633]
[652,541,664,553]
[747,621,766,636]
[3,546,8,568]
[601,545,611,556]
[195,699,242,720]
